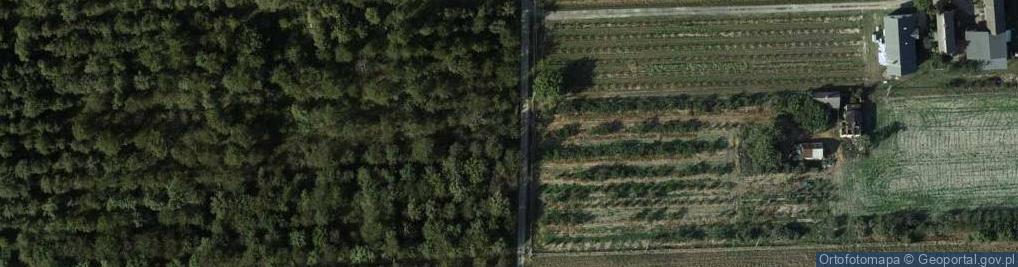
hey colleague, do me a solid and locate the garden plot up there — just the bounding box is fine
[546,12,868,96]
[536,102,835,252]
[840,93,1018,214]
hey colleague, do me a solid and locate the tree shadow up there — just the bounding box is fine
[871,121,907,148]
[563,58,597,94]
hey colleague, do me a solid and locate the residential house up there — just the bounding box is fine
[884,13,919,77]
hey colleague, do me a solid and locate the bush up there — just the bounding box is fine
[772,92,832,133]
[737,125,781,174]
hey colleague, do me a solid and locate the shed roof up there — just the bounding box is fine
[799,142,824,161]
[936,11,958,55]
[811,91,841,110]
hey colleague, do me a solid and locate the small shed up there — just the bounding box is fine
[797,142,825,161]
[811,91,841,111]
[841,104,863,138]
[936,10,958,55]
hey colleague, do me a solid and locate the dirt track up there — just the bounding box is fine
[545,0,909,20]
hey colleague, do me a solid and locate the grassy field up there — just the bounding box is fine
[551,0,886,11]
[545,12,873,97]
[533,242,1018,267]
[839,92,1018,214]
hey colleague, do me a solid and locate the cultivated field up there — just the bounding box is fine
[536,95,837,252]
[552,0,885,11]
[840,93,1018,214]
[545,12,871,96]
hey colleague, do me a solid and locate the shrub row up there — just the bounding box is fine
[555,93,772,114]
[632,207,688,222]
[543,138,728,161]
[543,210,596,225]
[629,118,704,134]
[561,161,733,181]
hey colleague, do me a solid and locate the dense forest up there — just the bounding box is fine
[0,0,520,266]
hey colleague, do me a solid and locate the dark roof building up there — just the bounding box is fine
[965,31,1009,70]
[884,13,919,77]
[936,10,958,55]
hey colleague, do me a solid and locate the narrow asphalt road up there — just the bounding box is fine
[516,0,535,266]
[546,0,909,20]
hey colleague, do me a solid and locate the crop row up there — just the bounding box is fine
[549,51,861,65]
[547,195,734,209]
[559,161,733,181]
[595,61,861,77]
[544,178,736,201]
[540,219,809,250]
[543,210,597,225]
[588,118,710,135]
[553,40,860,55]
[553,28,860,42]
[548,14,864,29]
[553,0,878,10]
[582,75,862,92]
[542,138,729,161]
[555,92,780,114]
[556,34,860,49]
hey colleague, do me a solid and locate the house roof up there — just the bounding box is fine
[965,31,1008,70]
[811,91,841,110]
[884,13,919,76]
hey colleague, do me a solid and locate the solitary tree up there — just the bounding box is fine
[533,61,564,107]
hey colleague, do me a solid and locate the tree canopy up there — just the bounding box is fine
[0,0,519,266]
